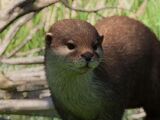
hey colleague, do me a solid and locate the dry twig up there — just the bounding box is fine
[0,56,44,65]
[14,47,44,57]
[0,13,35,56]
[60,0,128,13]
[0,98,56,117]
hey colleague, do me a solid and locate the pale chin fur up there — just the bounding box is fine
[50,55,99,74]
[51,47,102,74]
[46,49,105,119]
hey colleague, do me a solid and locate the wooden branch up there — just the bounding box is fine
[0,98,58,117]
[0,71,47,93]
[14,47,44,57]
[0,13,35,56]
[60,0,128,13]
[0,56,44,65]
[0,98,53,110]
[0,0,59,33]
[0,73,15,90]
[7,0,36,15]
[0,65,47,92]
[6,66,44,74]
[7,71,45,81]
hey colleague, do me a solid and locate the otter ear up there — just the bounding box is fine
[45,32,53,47]
[98,35,104,44]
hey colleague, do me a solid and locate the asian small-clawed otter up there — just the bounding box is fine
[45,16,160,120]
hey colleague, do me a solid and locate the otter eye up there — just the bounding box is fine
[93,44,98,50]
[66,43,76,50]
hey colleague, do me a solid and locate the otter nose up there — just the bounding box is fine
[81,52,94,62]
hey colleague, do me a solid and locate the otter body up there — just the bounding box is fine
[95,16,160,120]
[45,16,160,120]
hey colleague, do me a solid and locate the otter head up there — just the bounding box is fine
[45,19,103,74]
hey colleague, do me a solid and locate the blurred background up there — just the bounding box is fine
[0,0,160,120]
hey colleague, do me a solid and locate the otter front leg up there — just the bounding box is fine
[144,108,160,120]
[97,113,123,120]
[58,113,80,120]
[56,111,80,120]
[98,108,124,120]
[145,117,160,120]
[64,116,80,120]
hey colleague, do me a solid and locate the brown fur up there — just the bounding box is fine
[45,16,160,120]
[45,19,101,60]
[95,16,160,120]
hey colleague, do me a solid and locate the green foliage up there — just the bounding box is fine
[1,0,160,56]
[140,0,160,38]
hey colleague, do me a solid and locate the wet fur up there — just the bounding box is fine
[45,16,160,120]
